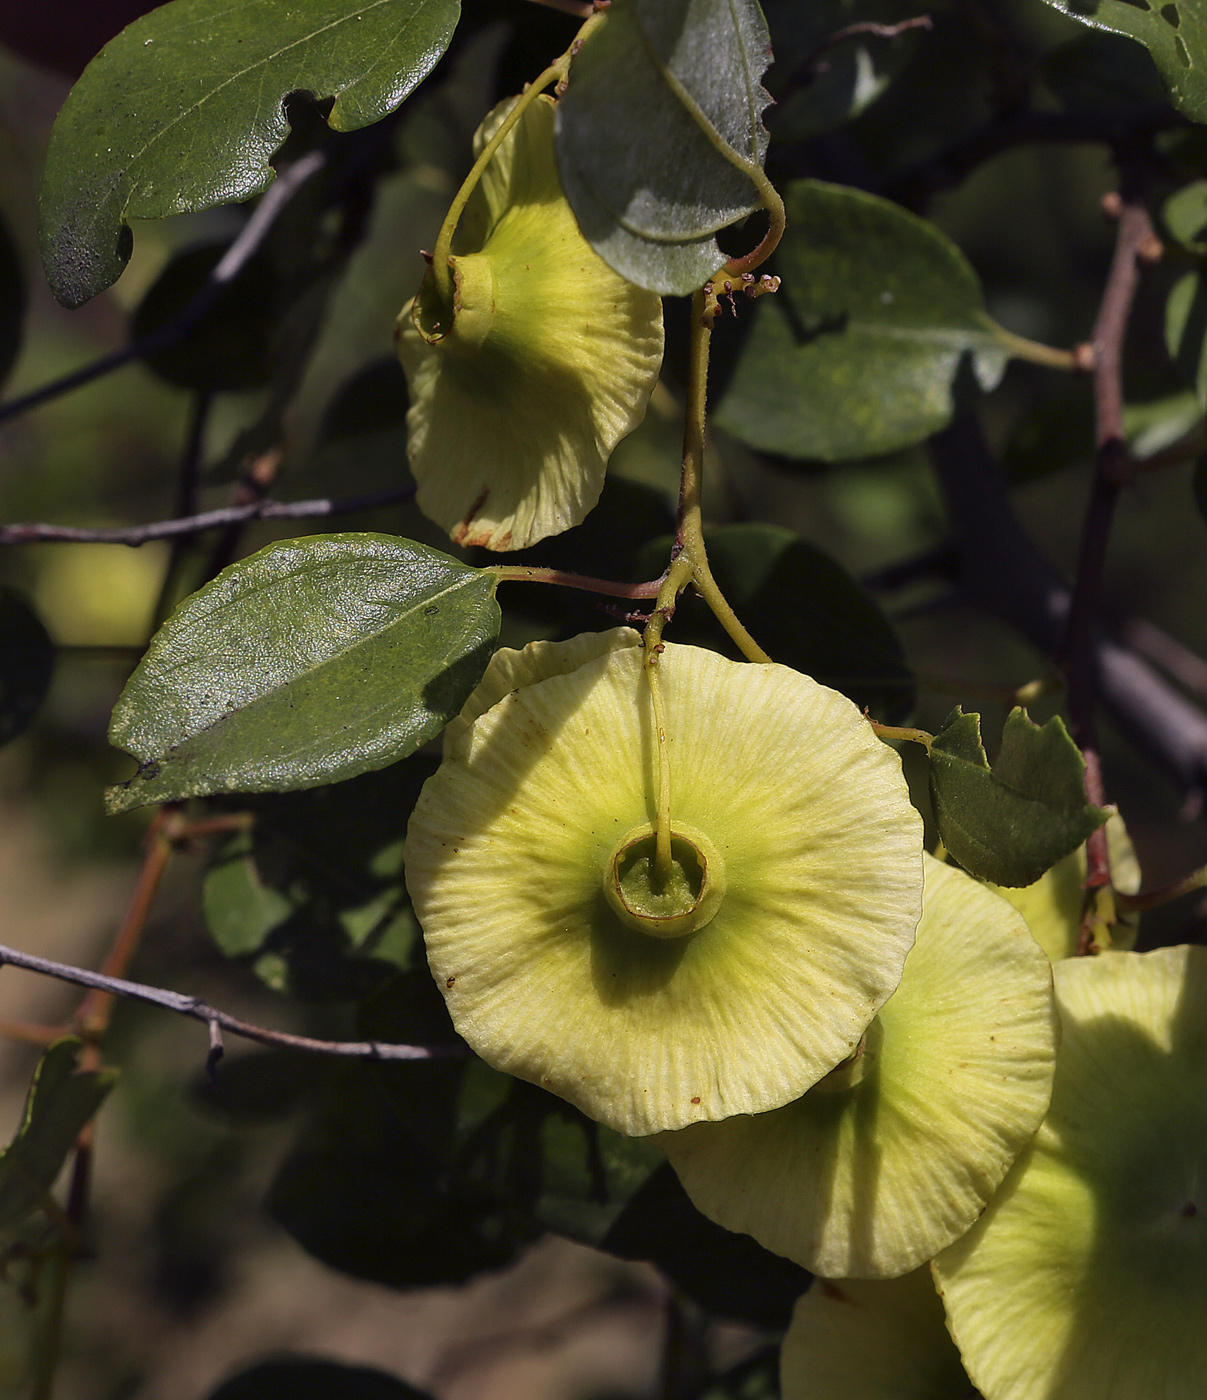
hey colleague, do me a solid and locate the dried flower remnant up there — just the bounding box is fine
[405,638,924,1136]
[396,96,664,552]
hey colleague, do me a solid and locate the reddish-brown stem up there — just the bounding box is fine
[492,566,666,598]
[0,1019,62,1046]
[1062,194,1156,942]
[74,807,179,1036]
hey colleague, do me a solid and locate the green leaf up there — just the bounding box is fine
[132,243,281,391]
[603,1163,811,1329]
[208,1358,434,1400]
[555,0,772,295]
[0,588,55,750]
[1166,269,1207,408]
[268,1059,533,1289]
[1038,0,1207,124]
[39,0,461,308]
[0,214,23,390]
[1164,179,1207,248]
[360,975,664,1248]
[635,524,915,722]
[762,0,923,140]
[0,1040,117,1236]
[929,707,1111,887]
[202,756,434,1000]
[105,534,499,813]
[715,180,1013,461]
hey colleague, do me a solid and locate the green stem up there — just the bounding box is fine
[430,11,607,306]
[992,325,1079,371]
[869,720,934,752]
[643,555,694,883]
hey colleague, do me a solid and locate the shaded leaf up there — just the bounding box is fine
[1166,268,1207,408]
[39,0,461,307]
[193,1049,316,1128]
[132,243,281,391]
[360,975,664,1247]
[1164,179,1207,248]
[106,534,499,812]
[715,180,1012,461]
[1039,0,1207,124]
[636,524,914,721]
[602,1163,811,1330]
[0,1040,117,1236]
[268,1058,532,1289]
[202,756,434,1000]
[0,588,55,749]
[1044,30,1169,112]
[697,1347,781,1400]
[0,215,23,390]
[555,0,772,295]
[208,1358,433,1400]
[929,707,1111,887]
[1195,451,1207,522]
[762,0,924,140]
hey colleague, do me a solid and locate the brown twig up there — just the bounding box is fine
[0,1019,61,1047]
[0,486,418,547]
[1063,194,1158,938]
[524,0,595,13]
[491,565,665,599]
[793,17,933,79]
[0,941,466,1063]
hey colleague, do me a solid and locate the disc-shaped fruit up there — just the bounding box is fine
[658,855,1058,1276]
[406,640,924,1136]
[934,946,1207,1400]
[396,96,664,552]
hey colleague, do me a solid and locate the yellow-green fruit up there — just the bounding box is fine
[396,96,664,552]
[781,1271,973,1400]
[406,639,924,1136]
[991,812,1141,960]
[658,855,1058,1277]
[935,946,1207,1400]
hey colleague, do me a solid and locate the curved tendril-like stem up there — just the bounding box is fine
[991,325,1079,372]
[429,11,607,306]
[869,720,934,751]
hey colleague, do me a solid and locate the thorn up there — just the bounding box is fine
[1137,233,1165,265]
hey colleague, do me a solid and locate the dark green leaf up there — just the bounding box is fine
[208,1358,433,1400]
[762,0,923,140]
[929,707,1111,887]
[1164,179,1207,248]
[1039,0,1207,124]
[0,214,24,389]
[715,180,1012,461]
[39,0,461,307]
[1166,269,1207,408]
[268,1060,533,1289]
[202,756,434,1000]
[603,1163,811,1330]
[555,0,771,295]
[132,243,281,391]
[0,588,55,749]
[360,975,664,1247]
[1043,31,1169,112]
[0,1039,117,1235]
[105,534,499,812]
[637,524,914,721]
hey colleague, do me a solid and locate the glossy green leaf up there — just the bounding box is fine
[0,588,55,750]
[39,0,460,308]
[202,756,434,1000]
[0,1040,117,1235]
[555,0,772,295]
[208,1358,433,1400]
[0,214,23,390]
[603,1163,811,1329]
[105,534,499,813]
[1039,0,1207,124]
[929,707,1111,887]
[636,524,915,721]
[715,180,1013,461]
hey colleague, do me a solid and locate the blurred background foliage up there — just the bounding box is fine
[2,0,1207,1396]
